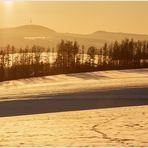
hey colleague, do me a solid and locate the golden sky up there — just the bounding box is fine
[0,1,148,34]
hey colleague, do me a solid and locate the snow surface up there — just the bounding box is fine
[0,106,148,146]
[0,69,148,146]
[0,68,148,101]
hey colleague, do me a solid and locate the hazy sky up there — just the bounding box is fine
[0,1,148,34]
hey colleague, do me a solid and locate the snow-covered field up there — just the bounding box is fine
[0,68,148,146]
[0,68,148,100]
[0,106,148,146]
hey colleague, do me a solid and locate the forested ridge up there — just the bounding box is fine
[0,38,148,82]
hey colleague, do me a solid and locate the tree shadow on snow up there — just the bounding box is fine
[0,87,148,117]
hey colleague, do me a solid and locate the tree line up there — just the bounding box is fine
[0,38,148,82]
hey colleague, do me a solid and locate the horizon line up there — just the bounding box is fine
[1,24,148,36]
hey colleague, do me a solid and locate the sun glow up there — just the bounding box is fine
[2,0,14,27]
[4,0,13,5]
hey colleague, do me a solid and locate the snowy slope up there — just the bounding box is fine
[0,69,148,147]
[0,68,148,101]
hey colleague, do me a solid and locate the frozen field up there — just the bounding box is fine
[0,105,148,146]
[0,68,148,146]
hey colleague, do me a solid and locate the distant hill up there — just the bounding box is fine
[0,25,148,50]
